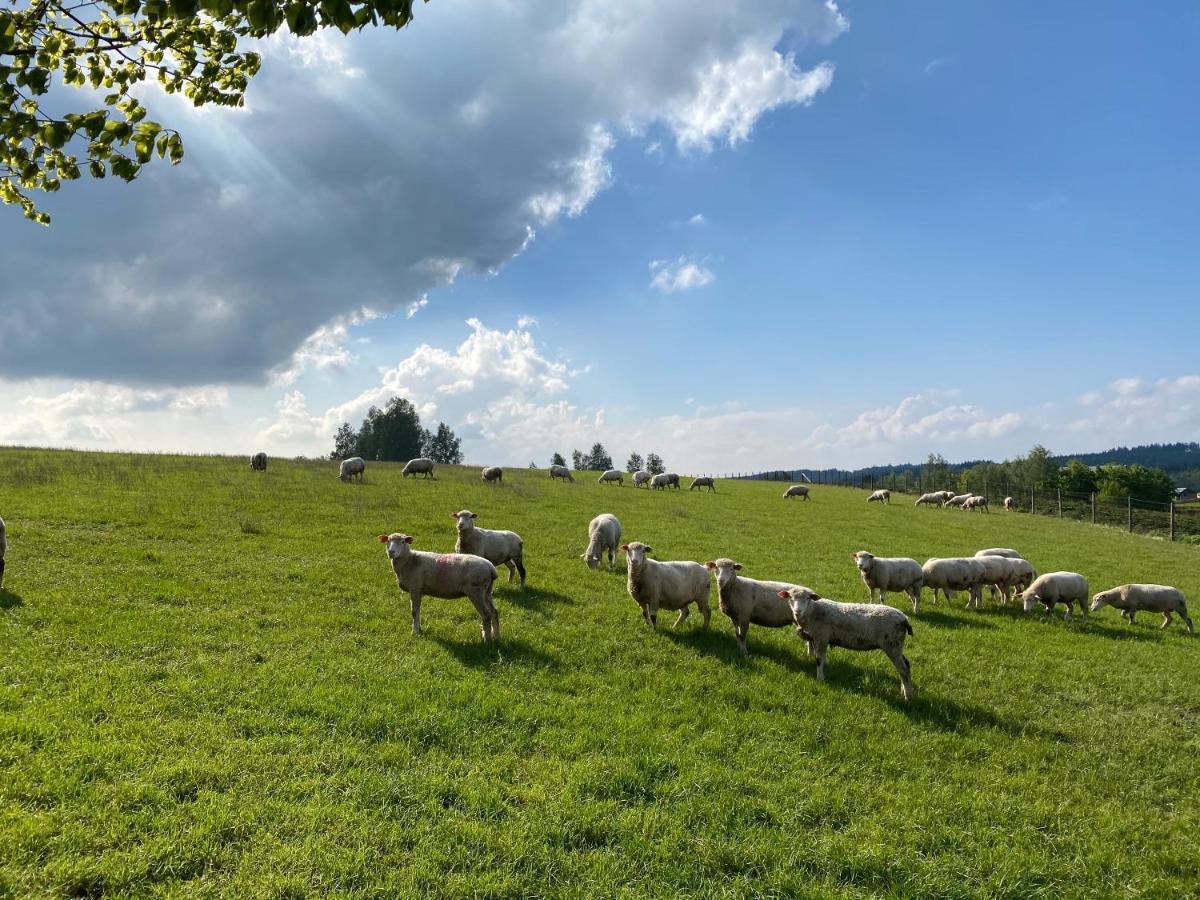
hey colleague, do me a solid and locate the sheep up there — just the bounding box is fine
[481,466,503,484]
[249,452,267,471]
[377,532,499,641]
[0,515,6,589]
[582,513,622,570]
[402,457,435,479]
[852,551,923,612]
[339,456,366,482]
[550,465,575,483]
[783,484,810,501]
[914,492,944,507]
[650,473,680,490]
[919,557,986,612]
[1090,584,1193,633]
[452,510,526,587]
[996,557,1037,603]
[1020,572,1089,621]
[689,476,716,492]
[633,470,652,488]
[867,489,890,505]
[704,558,802,657]
[963,495,989,513]
[975,548,1023,559]
[620,542,711,628]
[598,469,624,486]
[778,586,915,702]
[970,553,1017,607]
[1004,496,1015,511]
[945,493,972,508]
[935,490,957,503]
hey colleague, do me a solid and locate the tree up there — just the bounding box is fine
[1020,444,1058,490]
[1,0,429,224]
[588,443,612,472]
[330,422,356,460]
[645,452,665,475]
[422,422,463,465]
[1095,464,1175,504]
[922,453,951,491]
[1059,460,1098,495]
[353,396,423,461]
[550,452,566,468]
[625,452,644,473]
[571,449,586,470]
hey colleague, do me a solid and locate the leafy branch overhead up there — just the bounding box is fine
[0,0,428,224]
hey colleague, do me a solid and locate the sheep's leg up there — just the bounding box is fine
[514,556,526,588]
[1180,610,1194,634]
[908,587,920,614]
[886,647,914,702]
[469,592,496,642]
[735,623,749,657]
[504,560,517,583]
[641,605,653,628]
[697,596,711,629]
[1062,603,1072,621]
[1161,611,1173,630]
[1127,609,1136,624]
[673,606,690,628]
[648,600,659,629]
[813,644,827,682]
[410,593,423,635]
[879,588,887,606]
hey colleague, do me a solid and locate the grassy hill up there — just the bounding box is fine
[2,448,1198,897]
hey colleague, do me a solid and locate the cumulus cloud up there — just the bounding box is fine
[649,256,716,293]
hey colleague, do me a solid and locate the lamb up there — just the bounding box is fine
[867,489,890,505]
[598,469,624,486]
[945,493,972,508]
[550,465,575,483]
[0,515,6,588]
[650,473,680,490]
[779,586,915,702]
[1090,584,1193,633]
[783,484,810,501]
[705,558,803,657]
[249,452,267,471]
[914,492,944,507]
[1020,572,1089,621]
[452,510,526,587]
[919,557,986,611]
[963,495,989,513]
[1004,496,1015,511]
[582,513,622,570]
[481,466,503,484]
[620,542,711,628]
[401,457,435,479]
[377,532,499,641]
[689,476,716,492]
[852,551,923,612]
[339,456,366,482]
[633,470,652,488]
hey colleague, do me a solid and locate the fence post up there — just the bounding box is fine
[1127,496,1133,533]
[1170,501,1176,542]
[1057,488,1062,518]
[1031,487,1036,515]
[1091,492,1096,525]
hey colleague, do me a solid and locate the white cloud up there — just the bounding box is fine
[649,256,716,293]
[687,213,706,225]
[405,297,429,320]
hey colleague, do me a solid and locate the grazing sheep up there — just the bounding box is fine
[689,476,716,492]
[705,558,802,657]
[970,554,1018,607]
[582,513,622,570]
[783,484,810,501]
[914,492,944,507]
[853,551,923,612]
[920,557,986,612]
[452,510,526,587]
[996,557,1037,603]
[339,457,366,482]
[598,469,624,486]
[779,586,915,702]
[963,495,989,513]
[1004,496,1015,511]
[481,466,503,484]
[1090,584,1193,633]
[650,473,681,490]
[935,490,957,503]
[249,452,267,471]
[867,489,890,505]
[633,470,652,488]
[0,515,6,588]
[945,493,972,508]
[402,457,435,479]
[1020,572,1089,621]
[550,465,575,483]
[620,542,711,628]
[378,533,499,641]
[975,548,1023,559]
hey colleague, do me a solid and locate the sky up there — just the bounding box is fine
[1,1,1198,473]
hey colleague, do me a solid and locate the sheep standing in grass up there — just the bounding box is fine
[0,515,6,588]
[974,549,1029,601]
[582,514,622,570]
[1091,584,1193,633]
[481,466,503,485]
[550,465,575,483]
[249,452,267,471]
[976,548,1022,559]
[945,493,972,508]
[914,493,944,507]
[1004,496,1015,511]
[378,533,499,641]
[963,496,989,513]
[778,586,915,702]
[621,542,711,629]
[339,457,366,482]
[402,458,435,479]
[598,469,624,486]
[1020,572,1089,621]
[853,551,923,612]
[783,485,810,501]
[920,557,986,611]
[867,489,890,505]
[452,510,526,588]
[633,470,652,488]
[689,477,716,492]
[705,558,802,657]
[650,473,680,490]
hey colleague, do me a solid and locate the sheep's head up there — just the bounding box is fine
[1020,589,1040,614]
[582,550,602,569]
[705,558,741,589]
[853,551,874,571]
[378,533,414,560]
[1090,589,1118,613]
[621,542,652,567]
[778,586,821,620]
[453,510,478,532]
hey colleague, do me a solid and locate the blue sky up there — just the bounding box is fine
[1,2,1197,471]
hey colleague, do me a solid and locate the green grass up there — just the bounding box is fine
[2,448,1199,898]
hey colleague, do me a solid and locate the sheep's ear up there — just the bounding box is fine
[619,544,629,551]
[404,535,414,544]
[377,534,389,543]
[704,561,715,569]
[471,513,478,519]
[777,590,791,599]
[644,546,653,554]
[733,563,742,571]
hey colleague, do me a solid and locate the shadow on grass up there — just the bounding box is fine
[431,634,562,670]
[916,610,997,630]
[661,627,810,672]
[1078,621,1166,643]
[500,585,576,611]
[0,588,23,611]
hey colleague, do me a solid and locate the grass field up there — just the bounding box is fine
[2,448,1199,898]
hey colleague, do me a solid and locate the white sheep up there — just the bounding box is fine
[650,473,680,490]
[620,542,711,628]
[945,493,972,508]
[598,469,624,486]
[402,457,435,479]
[867,489,891,505]
[779,586,915,702]
[452,510,526,587]
[633,470,652,488]
[378,532,499,641]
[975,548,1023,559]
[705,558,802,657]
[481,466,503,484]
[852,551,923,612]
[339,457,366,482]
[992,557,1036,603]
[249,452,267,471]
[550,465,575,483]
[582,513,622,570]
[1090,584,1193,633]
[783,484,810,501]
[970,554,1018,607]
[1020,572,1089,621]
[1004,496,1015,511]
[689,476,716,492]
[935,490,957,503]
[963,495,989,513]
[914,493,944,507]
[0,515,6,588]
[920,557,986,611]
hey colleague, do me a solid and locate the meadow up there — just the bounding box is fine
[1,448,1199,898]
